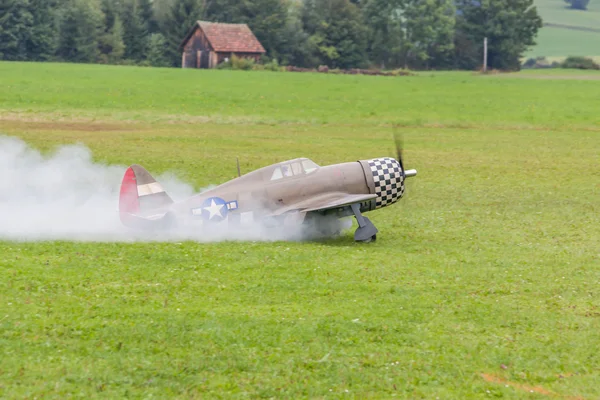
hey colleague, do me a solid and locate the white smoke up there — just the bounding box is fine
[0,135,351,242]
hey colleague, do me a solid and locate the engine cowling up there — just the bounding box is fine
[358,157,406,211]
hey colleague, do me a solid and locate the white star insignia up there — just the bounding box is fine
[203,199,224,220]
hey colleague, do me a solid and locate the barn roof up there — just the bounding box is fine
[180,21,266,54]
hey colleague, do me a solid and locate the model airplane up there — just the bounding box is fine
[119,140,417,242]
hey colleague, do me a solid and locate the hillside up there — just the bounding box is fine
[527,0,600,59]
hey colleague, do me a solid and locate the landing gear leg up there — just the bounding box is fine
[350,203,378,243]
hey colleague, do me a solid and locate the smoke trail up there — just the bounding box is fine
[0,136,351,242]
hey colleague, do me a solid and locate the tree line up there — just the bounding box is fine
[0,0,543,71]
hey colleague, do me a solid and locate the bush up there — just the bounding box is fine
[522,56,556,69]
[564,0,590,10]
[262,58,282,72]
[560,56,600,70]
[230,54,255,70]
[216,60,232,69]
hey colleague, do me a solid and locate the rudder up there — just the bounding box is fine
[119,164,174,225]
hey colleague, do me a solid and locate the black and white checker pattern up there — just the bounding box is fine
[368,157,405,208]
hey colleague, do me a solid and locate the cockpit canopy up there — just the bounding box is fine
[270,158,319,181]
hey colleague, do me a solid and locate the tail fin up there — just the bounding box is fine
[119,164,174,226]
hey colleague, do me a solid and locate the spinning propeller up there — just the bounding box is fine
[392,126,417,179]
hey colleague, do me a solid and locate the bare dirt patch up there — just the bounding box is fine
[481,373,585,399]
[0,116,140,132]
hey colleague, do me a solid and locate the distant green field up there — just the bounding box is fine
[529,0,600,58]
[1,63,599,398]
[528,26,600,58]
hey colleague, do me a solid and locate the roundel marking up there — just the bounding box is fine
[200,197,228,221]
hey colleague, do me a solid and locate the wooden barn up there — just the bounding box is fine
[179,21,266,69]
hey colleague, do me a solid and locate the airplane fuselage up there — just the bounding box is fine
[169,157,405,226]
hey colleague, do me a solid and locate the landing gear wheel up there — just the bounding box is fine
[360,234,377,243]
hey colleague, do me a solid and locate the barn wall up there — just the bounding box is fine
[182,27,214,68]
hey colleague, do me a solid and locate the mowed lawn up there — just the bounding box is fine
[0,62,599,398]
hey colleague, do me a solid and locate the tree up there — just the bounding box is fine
[402,0,455,69]
[454,0,543,71]
[241,0,289,61]
[146,32,170,66]
[121,0,147,60]
[201,0,244,22]
[0,0,33,61]
[363,0,403,69]
[27,0,59,61]
[98,14,125,62]
[302,0,368,68]
[161,0,202,66]
[564,0,590,10]
[138,0,158,34]
[277,1,315,66]
[56,0,104,63]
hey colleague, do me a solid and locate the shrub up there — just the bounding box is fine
[564,0,590,10]
[522,56,555,69]
[230,54,255,70]
[262,58,282,72]
[560,56,600,70]
[216,60,232,70]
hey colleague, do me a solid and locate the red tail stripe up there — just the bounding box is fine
[119,167,140,217]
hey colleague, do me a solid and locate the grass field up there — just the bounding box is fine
[1,62,599,398]
[528,0,600,58]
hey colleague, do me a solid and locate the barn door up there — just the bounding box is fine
[196,51,202,68]
[209,52,217,68]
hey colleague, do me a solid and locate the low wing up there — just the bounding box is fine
[271,192,376,216]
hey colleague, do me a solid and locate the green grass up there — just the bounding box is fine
[1,63,599,398]
[2,62,600,129]
[528,0,600,58]
[536,0,600,29]
[527,26,600,58]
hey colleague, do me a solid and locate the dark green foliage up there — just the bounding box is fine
[272,3,312,66]
[302,0,368,69]
[98,14,125,63]
[27,0,59,60]
[0,0,58,62]
[121,0,147,61]
[0,0,555,71]
[564,0,590,10]
[0,0,33,60]
[161,0,202,66]
[56,0,104,63]
[402,0,455,69]
[138,0,158,34]
[362,0,403,69]
[560,56,599,69]
[146,32,169,66]
[454,0,543,71]
[522,56,556,68]
[363,0,455,70]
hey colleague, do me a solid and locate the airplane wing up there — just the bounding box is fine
[270,192,376,216]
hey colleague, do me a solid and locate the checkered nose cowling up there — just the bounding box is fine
[368,157,405,209]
